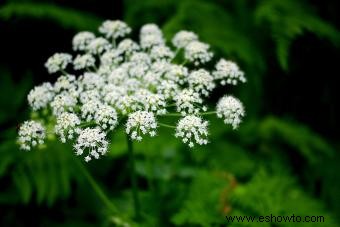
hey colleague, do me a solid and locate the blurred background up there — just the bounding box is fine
[0,0,339,226]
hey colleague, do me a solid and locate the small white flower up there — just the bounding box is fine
[129,52,151,65]
[126,111,157,141]
[18,121,45,150]
[104,86,127,106]
[53,74,78,93]
[150,45,174,61]
[74,127,108,162]
[140,24,162,37]
[188,69,215,96]
[213,59,246,85]
[99,20,131,39]
[174,89,204,115]
[128,62,149,78]
[73,54,96,70]
[117,38,140,55]
[87,37,112,55]
[134,89,167,115]
[216,95,245,129]
[45,53,72,74]
[101,50,123,67]
[172,30,198,49]
[72,31,95,51]
[79,89,101,104]
[184,41,213,66]
[157,80,179,99]
[78,72,105,91]
[175,115,208,147]
[115,94,138,114]
[140,34,164,49]
[50,93,77,116]
[81,99,101,121]
[164,64,189,85]
[94,104,118,131]
[107,66,129,85]
[28,82,55,111]
[55,112,81,143]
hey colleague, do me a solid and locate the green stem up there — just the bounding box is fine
[76,160,118,214]
[158,122,176,128]
[163,113,182,117]
[78,121,97,128]
[126,135,141,220]
[162,111,217,117]
[61,69,68,76]
[200,111,216,116]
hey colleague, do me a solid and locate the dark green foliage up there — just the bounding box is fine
[0,2,102,30]
[255,0,340,70]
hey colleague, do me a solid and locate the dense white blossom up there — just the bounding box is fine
[50,93,77,116]
[79,72,105,90]
[94,104,118,130]
[19,20,246,159]
[101,50,123,67]
[53,74,78,93]
[213,59,246,85]
[164,64,189,84]
[45,53,72,74]
[134,89,167,115]
[126,111,157,141]
[157,80,179,98]
[73,54,96,70]
[184,41,213,66]
[72,31,95,51]
[81,99,101,121]
[28,83,54,110]
[172,30,198,48]
[140,34,164,49]
[87,37,112,55]
[150,45,174,61]
[216,95,245,129]
[188,69,215,96]
[174,89,205,115]
[18,121,45,150]
[99,20,131,39]
[175,115,208,147]
[74,127,108,162]
[117,39,140,55]
[55,112,81,143]
[140,24,162,37]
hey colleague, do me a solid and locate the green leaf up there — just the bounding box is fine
[0,2,102,31]
[172,171,229,226]
[231,169,339,227]
[258,117,334,164]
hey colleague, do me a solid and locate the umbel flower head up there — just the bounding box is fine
[18,20,247,161]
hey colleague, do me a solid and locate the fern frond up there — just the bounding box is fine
[255,0,340,70]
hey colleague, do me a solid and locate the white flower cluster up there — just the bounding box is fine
[213,59,246,85]
[55,112,81,143]
[19,20,247,160]
[216,95,245,129]
[18,121,45,150]
[99,20,131,39]
[74,127,108,162]
[126,111,157,141]
[45,53,72,74]
[28,82,54,111]
[175,115,208,147]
